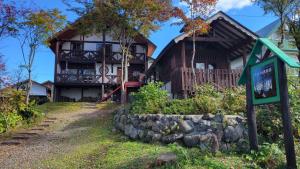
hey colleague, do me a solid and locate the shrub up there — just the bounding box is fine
[195,84,221,98]
[18,103,43,122]
[288,77,300,137]
[0,88,43,133]
[130,82,169,114]
[221,87,246,114]
[194,95,219,114]
[256,105,282,142]
[244,143,285,169]
[163,99,197,115]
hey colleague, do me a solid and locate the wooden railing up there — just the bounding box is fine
[60,50,102,62]
[59,50,145,64]
[55,74,121,84]
[178,68,243,92]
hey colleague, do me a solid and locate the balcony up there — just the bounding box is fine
[55,74,121,85]
[58,40,146,64]
[171,68,243,92]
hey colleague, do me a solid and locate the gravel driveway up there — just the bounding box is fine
[0,103,110,169]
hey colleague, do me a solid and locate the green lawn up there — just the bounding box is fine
[31,102,300,169]
[36,102,83,114]
[37,103,249,169]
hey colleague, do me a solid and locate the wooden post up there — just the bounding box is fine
[181,42,188,99]
[102,31,106,99]
[53,40,60,102]
[246,67,258,150]
[278,59,297,169]
[242,47,247,67]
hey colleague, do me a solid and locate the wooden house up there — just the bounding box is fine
[48,23,156,102]
[146,11,258,98]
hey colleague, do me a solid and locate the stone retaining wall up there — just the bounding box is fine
[114,108,249,152]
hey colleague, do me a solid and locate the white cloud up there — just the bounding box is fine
[216,0,253,12]
[178,0,253,12]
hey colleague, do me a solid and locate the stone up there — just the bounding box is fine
[235,124,245,140]
[202,114,214,120]
[213,114,224,123]
[152,121,162,133]
[187,115,203,123]
[156,152,177,166]
[124,125,139,139]
[161,133,184,144]
[179,120,194,133]
[138,129,147,139]
[224,126,239,143]
[152,133,162,142]
[183,132,206,147]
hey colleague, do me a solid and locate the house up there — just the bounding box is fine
[256,19,299,76]
[0,80,50,104]
[256,19,298,59]
[146,11,258,98]
[48,21,156,102]
[42,80,54,101]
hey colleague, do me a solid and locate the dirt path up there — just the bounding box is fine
[0,103,114,169]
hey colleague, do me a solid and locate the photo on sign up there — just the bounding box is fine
[252,63,277,99]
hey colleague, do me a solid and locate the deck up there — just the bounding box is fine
[171,68,243,93]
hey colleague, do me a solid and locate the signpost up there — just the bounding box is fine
[239,38,300,169]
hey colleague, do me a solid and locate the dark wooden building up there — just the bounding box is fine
[146,11,258,98]
[48,26,156,102]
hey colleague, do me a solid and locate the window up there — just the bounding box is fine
[196,63,205,70]
[208,64,215,70]
[96,43,103,51]
[71,42,83,51]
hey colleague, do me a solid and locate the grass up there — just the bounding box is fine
[36,102,83,114]
[37,102,249,169]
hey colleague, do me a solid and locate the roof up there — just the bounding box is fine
[0,80,47,93]
[147,11,258,74]
[48,16,157,57]
[256,19,280,38]
[238,38,300,85]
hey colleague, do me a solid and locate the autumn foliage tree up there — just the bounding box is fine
[17,9,66,104]
[0,0,27,39]
[173,0,216,86]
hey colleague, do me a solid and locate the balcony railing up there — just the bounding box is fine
[57,40,146,63]
[60,50,101,62]
[55,74,121,85]
[171,68,243,92]
[59,50,145,64]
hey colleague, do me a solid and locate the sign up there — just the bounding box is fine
[251,57,280,105]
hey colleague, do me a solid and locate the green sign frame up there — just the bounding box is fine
[251,57,280,105]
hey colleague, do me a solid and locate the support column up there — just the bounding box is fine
[102,31,106,99]
[181,42,188,99]
[54,40,60,102]
[246,67,258,150]
[278,59,297,169]
[242,47,247,67]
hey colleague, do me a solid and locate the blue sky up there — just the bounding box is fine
[0,0,277,83]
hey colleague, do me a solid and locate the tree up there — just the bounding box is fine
[16,9,66,104]
[0,0,25,39]
[0,54,7,88]
[110,0,173,103]
[65,0,173,103]
[287,2,300,77]
[254,0,297,47]
[10,66,26,90]
[173,0,216,86]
